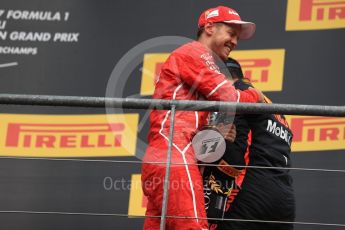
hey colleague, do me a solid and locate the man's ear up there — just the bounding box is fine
[204,22,215,36]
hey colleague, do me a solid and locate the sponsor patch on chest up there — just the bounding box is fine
[266,119,292,145]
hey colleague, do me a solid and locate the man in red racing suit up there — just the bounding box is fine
[141,6,262,230]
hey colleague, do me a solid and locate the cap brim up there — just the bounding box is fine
[223,20,256,40]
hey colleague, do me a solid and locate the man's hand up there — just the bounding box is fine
[234,78,253,90]
[216,123,236,142]
[249,88,265,103]
[235,78,265,103]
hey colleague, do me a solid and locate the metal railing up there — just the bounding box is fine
[1,93,345,229]
[0,93,345,116]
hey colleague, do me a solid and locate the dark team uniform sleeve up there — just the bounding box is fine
[224,116,250,164]
[214,115,250,180]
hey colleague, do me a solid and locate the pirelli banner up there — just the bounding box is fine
[140,49,286,95]
[287,116,345,152]
[286,0,345,30]
[0,0,344,229]
[0,114,139,157]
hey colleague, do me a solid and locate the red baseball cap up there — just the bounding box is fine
[198,6,256,40]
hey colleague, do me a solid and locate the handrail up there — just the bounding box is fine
[0,93,344,116]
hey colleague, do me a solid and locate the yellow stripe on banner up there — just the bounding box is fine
[0,114,138,157]
[140,53,170,96]
[128,174,147,216]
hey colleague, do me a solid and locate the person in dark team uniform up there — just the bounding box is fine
[203,57,295,230]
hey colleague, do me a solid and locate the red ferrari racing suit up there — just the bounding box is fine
[141,41,260,230]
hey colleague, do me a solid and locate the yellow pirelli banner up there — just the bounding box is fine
[128,174,147,216]
[286,0,345,30]
[287,115,345,152]
[230,49,285,92]
[140,49,285,95]
[140,53,170,96]
[0,114,139,157]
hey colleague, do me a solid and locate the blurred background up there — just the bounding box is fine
[0,0,344,229]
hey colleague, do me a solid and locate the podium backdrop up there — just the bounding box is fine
[0,0,344,229]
